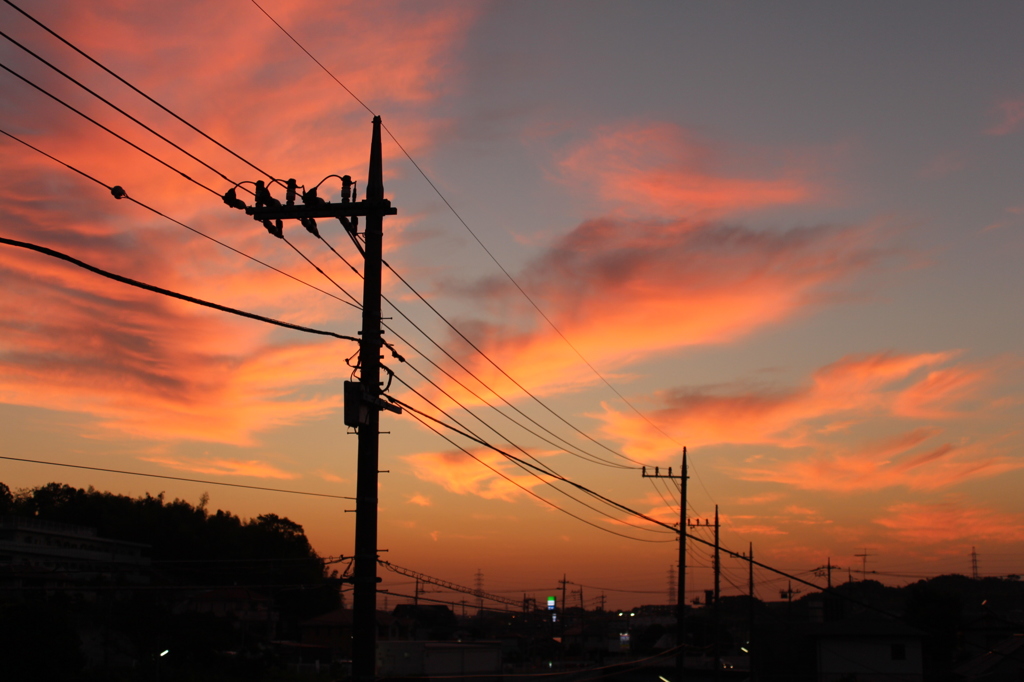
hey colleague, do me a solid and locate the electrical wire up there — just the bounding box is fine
[315,229,636,471]
[0,59,220,196]
[0,455,354,500]
[381,258,641,469]
[0,126,358,309]
[390,372,670,537]
[0,28,248,192]
[2,0,276,180]
[0,235,359,342]
[246,0,693,477]
[400,406,672,544]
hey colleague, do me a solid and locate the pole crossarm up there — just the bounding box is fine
[379,561,523,609]
[641,466,683,480]
[246,200,397,221]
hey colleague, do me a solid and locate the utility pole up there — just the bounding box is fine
[352,116,393,682]
[854,549,872,581]
[560,574,568,620]
[642,448,687,682]
[747,542,754,682]
[713,505,721,682]
[814,559,840,589]
[235,116,398,682]
[972,547,979,580]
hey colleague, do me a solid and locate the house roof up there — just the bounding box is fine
[954,634,1024,679]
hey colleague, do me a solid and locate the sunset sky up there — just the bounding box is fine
[2,0,1023,611]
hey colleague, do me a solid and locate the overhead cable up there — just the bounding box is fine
[2,0,276,179]
[390,372,671,537]
[0,127,358,309]
[0,60,220,196]
[0,235,359,342]
[0,455,354,500]
[0,28,247,192]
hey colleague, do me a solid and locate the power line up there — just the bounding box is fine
[0,235,360,342]
[249,0,375,117]
[0,126,358,309]
[0,455,355,500]
[299,223,637,472]
[2,0,276,180]
[0,28,245,192]
[246,0,688,475]
[281,225,636,472]
[399,404,673,544]
[381,258,641,469]
[0,59,220,196]
[390,372,671,537]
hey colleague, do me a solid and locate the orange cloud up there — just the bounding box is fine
[402,449,545,502]
[892,366,988,418]
[422,219,882,411]
[558,123,814,217]
[875,501,1024,544]
[597,352,959,461]
[0,0,477,449]
[140,456,299,480]
[596,351,1020,492]
[408,493,432,507]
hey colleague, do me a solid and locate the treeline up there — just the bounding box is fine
[0,481,327,586]
[0,481,342,680]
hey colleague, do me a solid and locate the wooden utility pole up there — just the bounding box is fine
[713,505,721,682]
[352,115,390,682]
[642,448,687,682]
[748,542,755,682]
[241,116,398,682]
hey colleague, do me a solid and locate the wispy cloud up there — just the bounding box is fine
[557,122,815,217]
[424,219,883,410]
[0,0,477,447]
[986,98,1024,136]
[403,449,544,502]
[140,455,299,480]
[596,351,1020,491]
[875,501,1024,544]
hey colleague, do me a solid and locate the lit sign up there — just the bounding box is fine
[547,596,556,610]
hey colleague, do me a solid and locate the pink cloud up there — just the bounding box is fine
[892,366,988,418]
[422,219,883,411]
[0,0,476,448]
[986,98,1024,136]
[596,352,958,461]
[596,351,1020,491]
[558,122,814,217]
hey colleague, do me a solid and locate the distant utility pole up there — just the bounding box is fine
[972,547,979,580]
[642,448,688,682]
[475,569,485,614]
[814,558,840,589]
[747,542,754,680]
[714,505,720,682]
[560,574,568,619]
[854,549,872,581]
[237,116,399,682]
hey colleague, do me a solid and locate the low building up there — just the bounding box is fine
[0,516,149,595]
